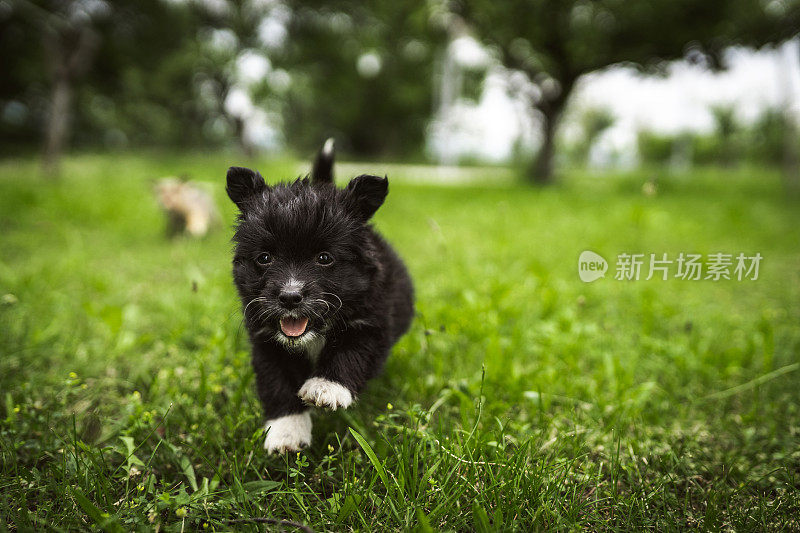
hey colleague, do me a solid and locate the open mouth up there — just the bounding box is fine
[279,316,309,338]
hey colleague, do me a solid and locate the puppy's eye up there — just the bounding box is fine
[316,252,334,266]
[255,252,273,266]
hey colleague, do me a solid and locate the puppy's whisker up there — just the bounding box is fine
[252,305,279,328]
[308,307,326,324]
[307,298,331,316]
[244,296,270,317]
[318,300,332,313]
[320,292,343,311]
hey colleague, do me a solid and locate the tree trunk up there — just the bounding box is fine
[41,23,98,178]
[531,106,559,184]
[42,74,72,177]
[527,78,575,185]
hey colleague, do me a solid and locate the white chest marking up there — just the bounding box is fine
[303,334,326,362]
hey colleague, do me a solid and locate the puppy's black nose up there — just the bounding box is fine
[278,289,303,307]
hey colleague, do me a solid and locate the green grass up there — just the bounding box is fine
[1,153,799,531]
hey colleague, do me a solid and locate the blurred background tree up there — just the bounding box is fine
[454,0,800,183]
[710,105,740,168]
[277,0,446,158]
[3,0,216,175]
[573,107,615,168]
[2,0,103,176]
[637,105,799,177]
[0,0,798,182]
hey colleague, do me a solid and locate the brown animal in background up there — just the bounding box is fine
[154,177,220,238]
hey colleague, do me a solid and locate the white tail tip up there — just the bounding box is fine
[322,138,335,156]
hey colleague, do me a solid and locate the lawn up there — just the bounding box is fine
[1,153,799,531]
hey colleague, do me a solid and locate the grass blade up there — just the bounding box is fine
[349,427,389,490]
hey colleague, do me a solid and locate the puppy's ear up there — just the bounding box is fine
[311,138,335,184]
[226,166,266,209]
[346,174,388,221]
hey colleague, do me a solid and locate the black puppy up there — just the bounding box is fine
[226,140,414,453]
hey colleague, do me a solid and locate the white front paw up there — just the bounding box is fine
[298,377,354,410]
[263,412,312,453]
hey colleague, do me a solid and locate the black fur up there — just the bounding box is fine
[226,143,414,430]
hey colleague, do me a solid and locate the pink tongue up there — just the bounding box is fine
[280,317,309,337]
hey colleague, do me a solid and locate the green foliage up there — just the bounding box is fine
[0,1,445,159]
[1,0,227,152]
[638,106,800,168]
[1,154,800,529]
[277,0,446,157]
[637,130,680,166]
[751,107,795,164]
